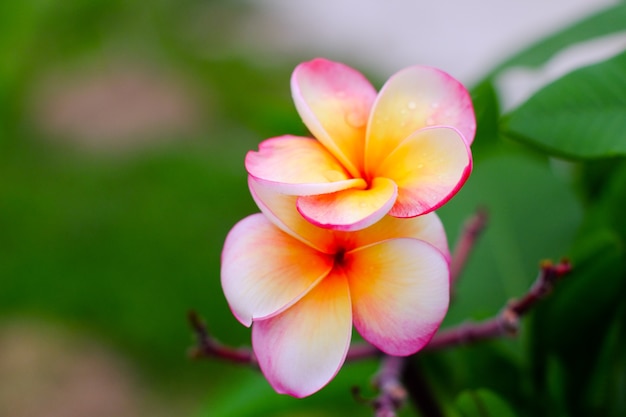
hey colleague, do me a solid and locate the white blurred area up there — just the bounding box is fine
[242,0,625,108]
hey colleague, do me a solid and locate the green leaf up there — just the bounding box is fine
[197,361,378,417]
[530,228,626,416]
[420,343,526,413]
[489,3,626,74]
[455,389,517,417]
[469,80,501,159]
[438,152,582,324]
[585,309,626,417]
[502,51,626,159]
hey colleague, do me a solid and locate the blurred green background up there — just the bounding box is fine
[1,1,625,416]
[0,1,299,415]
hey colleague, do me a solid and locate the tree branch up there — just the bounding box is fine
[371,355,408,417]
[352,355,409,417]
[425,259,571,351]
[344,259,572,360]
[187,258,570,417]
[187,310,257,366]
[356,256,569,417]
[450,207,489,286]
[189,259,572,369]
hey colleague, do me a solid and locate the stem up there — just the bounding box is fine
[189,260,572,365]
[187,310,257,366]
[425,259,571,351]
[371,355,408,417]
[187,259,571,417]
[450,207,489,286]
[346,259,572,357]
[346,342,380,361]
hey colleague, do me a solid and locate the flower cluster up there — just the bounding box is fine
[220,58,475,397]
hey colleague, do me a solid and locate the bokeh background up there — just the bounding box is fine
[1,1,623,416]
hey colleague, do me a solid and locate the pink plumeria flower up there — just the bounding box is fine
[246,58,475,231]
[221,179,450,397]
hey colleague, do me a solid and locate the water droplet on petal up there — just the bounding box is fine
[346,111,367,128]
[407,101,417,110]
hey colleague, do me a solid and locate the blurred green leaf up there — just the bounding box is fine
[573,158,626,240]
[530,227,626,416]
[469,80,501,159]
[420,342,526,416]
[198,360,378,417]
[0,143,257,372]
[502,51,626,159]
[455,389,517,417]
[439,152,582,324]
[585,307,626,417]
[597,160,626,238]
[543,357,568,417]
[576,157,625,202]
[489,3,626,74]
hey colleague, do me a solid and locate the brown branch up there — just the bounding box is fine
[352,355,408,417]
[346,342,381,361]
[187,310,257,366]
[188,259,571,417]
[351,262,576,417]
[372,355,408,417]
[345,259,572,358]
[450,207,489,286]
[425,259,571,351]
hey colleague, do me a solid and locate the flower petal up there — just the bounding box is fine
[292,58,377,177]
[246,135,366,195]
[252,269,352,397]
[336,212,450,261]
[248,177,338,254]
[365,65,475,173]
[375,126,472,217]
[250,177,450,259]
[221,214,333,327]
[296,177,398,231]
[345,238,449,355]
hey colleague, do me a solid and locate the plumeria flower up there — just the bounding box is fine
[246,58,475,231]
[221,179,450,397]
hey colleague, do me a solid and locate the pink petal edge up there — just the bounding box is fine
[221,213,333,326]
[291,58,378,177]
[346,238,450,355]
[252,269,352,397]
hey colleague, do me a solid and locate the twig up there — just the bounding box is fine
[190,260,571,366]
[450,207,489,286]
[425,259,571,351]
[328,259,571,417]
[346,342,381,361]
[187,310,257,366]
[187,209,490,367]
[345,259,572,358]
[352,355,408,417]
[372,355,408,417]
[188,309,382,364]
[188,259,571,417]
